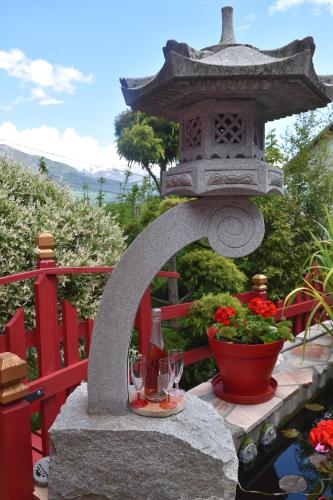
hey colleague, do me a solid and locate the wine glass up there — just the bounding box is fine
[159,357,177,410]
[168,349,185,399]
[130,355,148,408]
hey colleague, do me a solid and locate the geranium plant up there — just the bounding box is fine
[208,296,293,345]
[307,419,333,497]
[310,420,333,455]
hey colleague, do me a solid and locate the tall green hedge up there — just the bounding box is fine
[0,159,126,329]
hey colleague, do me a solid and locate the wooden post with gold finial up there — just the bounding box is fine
[0,352,34,500]
[35,232,62,453]
[36,232,55,270]
[252,274,268,297]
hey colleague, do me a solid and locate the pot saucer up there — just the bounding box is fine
[212,374,278,405]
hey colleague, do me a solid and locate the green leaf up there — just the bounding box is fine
[216,326,237,341]
[304,403,325,411]
[317,459,333,475]
[307,481,325,499]
[281,428,300,438]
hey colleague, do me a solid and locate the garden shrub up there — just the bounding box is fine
[179,293,243,387]
[181,293,243,342]
[179,248,246,299]
[0,159,126,330]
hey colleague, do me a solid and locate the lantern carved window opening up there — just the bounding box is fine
[184,117,202,148]
[214,113,243,144]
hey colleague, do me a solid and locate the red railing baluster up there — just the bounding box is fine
[5,308,27,378]
[84,318,94,357]
[62,300,81,395]
[135,287,152,357]
[62,300,80,366]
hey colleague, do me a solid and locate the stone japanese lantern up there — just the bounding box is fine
[49,8,333,499]
[120,5,332,200]
[86,5,333,417]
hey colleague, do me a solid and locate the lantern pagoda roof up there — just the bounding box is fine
[120,7,333,122]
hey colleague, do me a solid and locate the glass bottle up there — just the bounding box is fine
[144,308,167,402]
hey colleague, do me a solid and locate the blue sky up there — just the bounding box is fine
[0,0,332,172]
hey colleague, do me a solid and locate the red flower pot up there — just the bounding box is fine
[207,329,283,400]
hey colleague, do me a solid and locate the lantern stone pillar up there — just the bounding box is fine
[48,5,332,500]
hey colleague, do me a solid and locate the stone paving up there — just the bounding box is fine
[188,323,333,450]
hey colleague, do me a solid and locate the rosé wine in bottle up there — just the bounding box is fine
[144,308,166,402]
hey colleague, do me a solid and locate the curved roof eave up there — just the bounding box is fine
[121,49,330,108]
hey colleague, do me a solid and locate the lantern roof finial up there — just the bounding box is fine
[220,6,236,45]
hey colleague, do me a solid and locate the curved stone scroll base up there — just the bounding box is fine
[88,196,264,415]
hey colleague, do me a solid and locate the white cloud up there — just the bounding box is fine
[1,96,25,112]
[236,13,257,32]
[0,122,148,175]
[30,88,63,106]
[0,48,94,107]
[269,0,333,14]
[236,25,251,32]
[244,14,258,23]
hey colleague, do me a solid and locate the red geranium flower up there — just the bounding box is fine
[248,297,263,312]
[309,420,333,453]
[262,301,276,318]
[226,307,236,317]
[207,326,218,337]
[257,303,269,315]
[214,306,236,325]
[248,297,277,318]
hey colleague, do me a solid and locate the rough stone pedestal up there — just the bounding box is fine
[49,384,238,500]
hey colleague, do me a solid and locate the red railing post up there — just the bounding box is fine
[135,287,152,357]
[0,352,33,500]
[34,232,63,455]
[35,232,61,375]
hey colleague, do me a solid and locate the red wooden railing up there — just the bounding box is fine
[0,233,321,500]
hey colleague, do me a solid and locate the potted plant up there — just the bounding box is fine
[286,209,333,340]
[207,296,293,404]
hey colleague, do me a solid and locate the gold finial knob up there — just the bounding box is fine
[36,231,55,260]
[0,352,28,404]
[252,274,268,292]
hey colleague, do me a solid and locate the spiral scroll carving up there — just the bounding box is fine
[207,199,264,258]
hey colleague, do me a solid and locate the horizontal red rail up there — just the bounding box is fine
[160,302,193,320]
[0,266,179,286]
[275,298,317,321]
[24,348,214,412]
[184,346,213,365]
[159,297,319,323]
[27,360,88,404]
